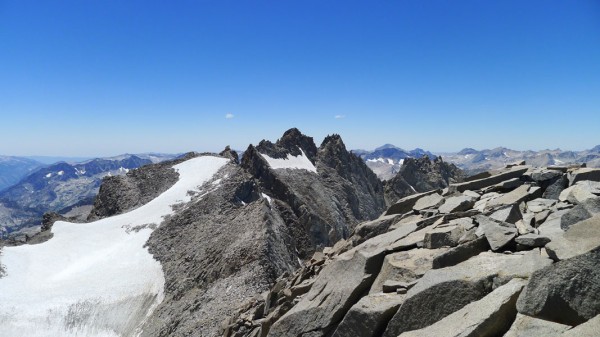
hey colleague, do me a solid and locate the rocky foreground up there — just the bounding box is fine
[224,163,600,337]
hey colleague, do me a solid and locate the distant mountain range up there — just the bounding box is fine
[0,153,176,238]
[440,146,600,175]
[0,156,44,191]
[353,144,435,180]
[354,144,600,179]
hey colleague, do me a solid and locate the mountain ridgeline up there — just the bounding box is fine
[62,128,387,336]
[0,129,466,336]
[0,154,168,239]
[384,156,465,205]
[0,156,43,192]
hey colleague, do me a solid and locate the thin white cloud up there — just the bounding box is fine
[334,115,346,119]
[225,113,235,119]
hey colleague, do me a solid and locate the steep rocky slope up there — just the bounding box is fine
[223,164,600,337]
[384,156,464,206]
[0,155,230,337]
[33,128,386,337]
[241,128,385,257]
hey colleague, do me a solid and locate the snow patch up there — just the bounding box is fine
[57,170,64,176]
[260,149,317,173]
[0,156,229,337]
[261,193,273,205]
[45,173,52,178]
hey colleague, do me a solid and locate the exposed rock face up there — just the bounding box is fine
[398,278,527,337]
[223,162,600,337]
[331,293,404,337]
[141,163,298,337]
[50,129,385,337]
[504,313,570,337]
[384,156,463,205]
[355,144,435,181]
[517,248,600,326]
[241,130,385,257]
[87,155,191,220]
[12,136,600,337]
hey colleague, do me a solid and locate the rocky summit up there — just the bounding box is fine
[223,163,600,337]
[2,129,600,337]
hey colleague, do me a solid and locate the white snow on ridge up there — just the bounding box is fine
[0,156,229,337]
[260,149,317,173]
[261,193,273,205]
[367,157,386,163]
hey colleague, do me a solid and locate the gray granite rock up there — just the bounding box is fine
[561,314,600,337]
[413,193,444,211]
[476,215,518,251]
[267,223,419,337]
[383,250,551,337]
[559,182,600,204]
[560,197,600,230]
[431,236,489,269]
[369,248,445,294]
[398,279,527,337]
[543,174,568,200]
[515,234,551,248]
[486,177,524,192]
[423,225,464,248]
[546,214,600,261]
[527,198,557,213]
[490,204,522,224]
[353,214,401,245]
[504,313,570,337]
[486,185,541,210]
[331,293,405,337]
[448,167,528,193]
[517,248,600,326]
[438,195,476,214]
[385,190,442,216]
[568,168,600,186]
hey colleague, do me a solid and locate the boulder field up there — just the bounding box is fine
[223,164,600,337]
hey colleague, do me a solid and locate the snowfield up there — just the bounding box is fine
[0,156,229,337]
[260,148,317,173]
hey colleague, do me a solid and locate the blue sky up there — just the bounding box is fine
[1,0,599,156]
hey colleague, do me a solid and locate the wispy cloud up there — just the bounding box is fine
[334,115,345,119]
[225,113,235,119]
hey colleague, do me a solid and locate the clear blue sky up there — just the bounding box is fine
[1,0,599,156]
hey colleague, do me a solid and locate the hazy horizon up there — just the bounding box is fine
[3,131,599,161]
[2,1,599,156]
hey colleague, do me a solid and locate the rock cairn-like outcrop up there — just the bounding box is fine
[223,163,600,337]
